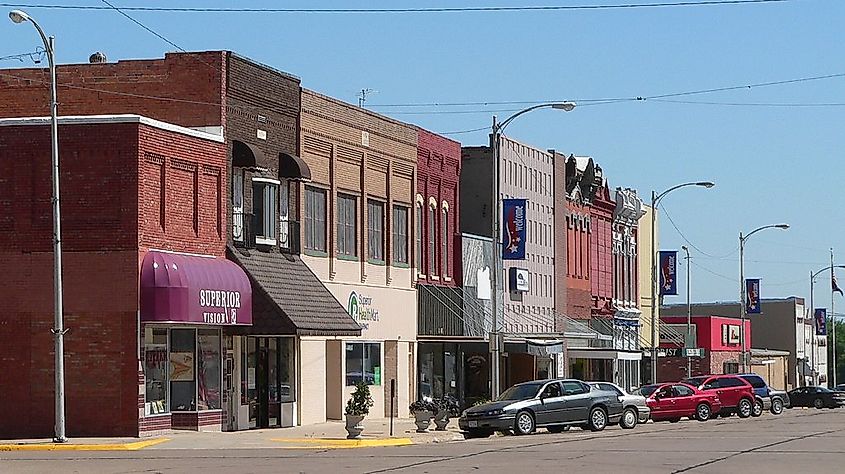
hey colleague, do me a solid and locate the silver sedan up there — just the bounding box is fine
[589,381,650,428]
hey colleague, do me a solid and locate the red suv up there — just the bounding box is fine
[682,375,755,418]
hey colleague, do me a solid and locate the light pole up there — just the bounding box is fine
[489,101,575,398]
[738,223,789,373]
[809,263,845,386]
[9,9,66,443]
[682,245,692,378]
[649,181,714,384]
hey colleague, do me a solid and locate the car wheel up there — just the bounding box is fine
[547,425,570,433]
[814,398,825,409]
[668,418,681,423]
[695,403,711,422]
[752,399,764,417]
[771,398,784,415]
[737,398,753,418]
[514,410,535,435]
[620,408,638,429]
[588,406,608,432]
[463,429,493,439]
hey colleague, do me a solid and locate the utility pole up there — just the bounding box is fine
[682,246,692,378]
[832,249,837,387]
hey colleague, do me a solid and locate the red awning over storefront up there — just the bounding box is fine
[140,251,252,326]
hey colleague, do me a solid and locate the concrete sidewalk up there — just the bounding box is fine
[0,417,464,451]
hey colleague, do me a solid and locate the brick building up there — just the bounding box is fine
[0,115,236,438]
[658,315,753,384]
[298,89,418,420]
[0,51,362,433]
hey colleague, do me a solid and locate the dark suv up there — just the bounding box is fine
[682,375,755,418]
[738,373,788,416]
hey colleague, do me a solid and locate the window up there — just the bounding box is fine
[253,179,279,245]
[428,203,437,276]
[144,328,169,415]
[541,382,562,398]
[304,186,327,252]
[742,375,766,389]
[673,385,695,397]
[415,201,423,274]
[232,169,244,241]
[718,376,744,387]
[441,207,449,277]
[337,194,357,257]
[279,180,290,249]
[723,363,740,375]
[393,205,409,265]
[197,329,221,410]
[562,381,589,395]
[367,200,385,262]
[346,342,382,386]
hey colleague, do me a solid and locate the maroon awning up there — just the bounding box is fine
[140,251,252,326]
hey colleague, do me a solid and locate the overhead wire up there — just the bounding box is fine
[0,1,798,14]
[659,204,739,259]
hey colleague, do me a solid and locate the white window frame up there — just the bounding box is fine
[252,177,280,246]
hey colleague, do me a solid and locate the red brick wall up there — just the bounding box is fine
[590,185,615,315]
[0,52,225,128]
[657,351,742,383]
[416,129,461,287]
[565,201,591,320]
[0,120,227,438]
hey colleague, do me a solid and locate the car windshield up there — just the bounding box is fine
[816,387,832,393]
[634,385,659,397]
[497,382,543,401]
[682,377,708,388]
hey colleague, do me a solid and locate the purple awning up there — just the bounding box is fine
[140,251,252,326]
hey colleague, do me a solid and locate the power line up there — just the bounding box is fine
[439,126,489,136]
[659,204,739,259]
[650,98,845,107]
[0,49,45,63]
[0,1,798,14]
[640,72,845,101]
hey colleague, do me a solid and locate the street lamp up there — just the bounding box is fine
[809,262,845,386]
[681,245,692,378]
[10,9,67,443]
[489,101,575,398]
[650,181,714,384]
[738,223,790,373]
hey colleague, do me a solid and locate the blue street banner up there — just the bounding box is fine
[746,278,761,314]
[658,251,677,296]
[502,199,527,260]
[815,308,828,336]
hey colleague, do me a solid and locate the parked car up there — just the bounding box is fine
[787,386,845,409]
[833,384,845,392]
[635,383,721,423]
[588,381,650,429]
[458,379,624,438]
[681,374,755,418]
[737,373,789,416]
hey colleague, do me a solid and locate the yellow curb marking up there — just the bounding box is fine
[0,437,169,451]
[270,437,413,449]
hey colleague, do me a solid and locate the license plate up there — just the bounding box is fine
[468,421,478,428]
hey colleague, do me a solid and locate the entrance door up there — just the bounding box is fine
[257,345,270,428]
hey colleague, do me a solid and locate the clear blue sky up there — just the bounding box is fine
[2,0,843,307]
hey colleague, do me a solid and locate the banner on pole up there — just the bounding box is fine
[745,278,761,314]
[815,308,827,336]
[659,251,678,296]
[502,199,527,260]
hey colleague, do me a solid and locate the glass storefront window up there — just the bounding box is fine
[170,329,197,411]
[346,342,382,386]
[197,329,221,410]
[144,328,169,415]
[279,337,295,402]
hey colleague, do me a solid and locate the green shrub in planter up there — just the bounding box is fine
[345,381,374,416]
[409,399,438,413]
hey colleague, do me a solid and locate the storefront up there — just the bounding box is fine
[140,250,253,433]
[417,341,490,407]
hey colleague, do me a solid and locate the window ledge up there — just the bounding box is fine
[304,249,328,258]
[393,262,410,269]
[338,254,359,262]
[256,237,277,246]
[443,276,452,282]
[430,275,440,281]
[368,258,386,266]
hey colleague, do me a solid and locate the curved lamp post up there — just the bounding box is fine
[650,181,714,384]
[489,101,575,398]
[810,261,845,386]
[738,223,790,373]
[10,9,66,443]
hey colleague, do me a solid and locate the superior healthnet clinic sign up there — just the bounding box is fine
[348,291,380,331]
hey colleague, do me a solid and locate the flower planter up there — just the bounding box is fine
[345,414,365,439]
[433,409,450,431]
[413,410,434,432]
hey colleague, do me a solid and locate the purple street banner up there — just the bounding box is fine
[502,199,527,260]
[746,278,761,314]
[815,308,828,336]
[659,251,678,296]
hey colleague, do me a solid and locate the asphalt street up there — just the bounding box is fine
[3,409,844,473]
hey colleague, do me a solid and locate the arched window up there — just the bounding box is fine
[428,197,437,277]
[415,194,423,276]
[441,201,450,278]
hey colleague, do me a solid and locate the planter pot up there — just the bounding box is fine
[413,410,434,432]
[433,409,450,431]
[345,414,365,439]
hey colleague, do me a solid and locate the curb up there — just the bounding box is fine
[270,437,414,449]
[0,438,169,451]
